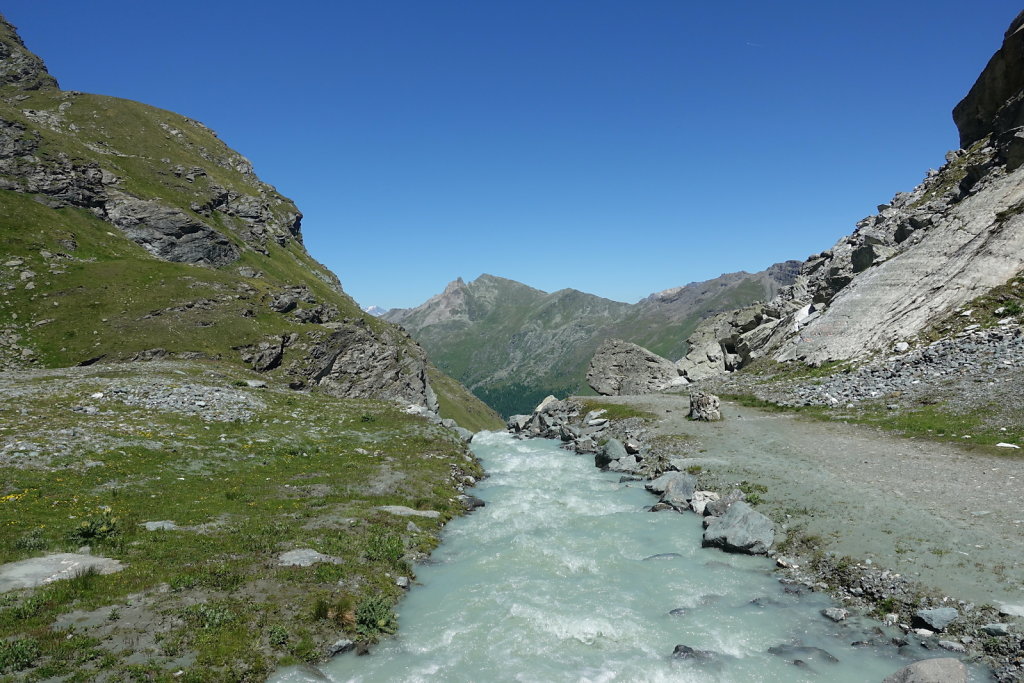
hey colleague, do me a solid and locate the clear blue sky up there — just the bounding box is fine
[3,1,1019,309]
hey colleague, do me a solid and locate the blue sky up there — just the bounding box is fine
[4,1,1019,309]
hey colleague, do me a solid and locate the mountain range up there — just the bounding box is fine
[384,263,798,415]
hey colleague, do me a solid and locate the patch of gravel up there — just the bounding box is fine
[0,361,268,470]
[708,323,1024,435]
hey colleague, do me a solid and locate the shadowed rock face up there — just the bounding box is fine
[953,10,1024,150]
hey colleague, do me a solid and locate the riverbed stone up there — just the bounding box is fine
[703,488,746,517]
[595,438,628,468]
[822,607,848,622]
[671,644,717,661]
[702,501,774,555]
[660,473,698,510]
[881,658,967,683]
[689,490,720,515]
[981,623,1011,636]
[913,607,959,631]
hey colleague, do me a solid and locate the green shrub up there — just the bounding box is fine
[0,638,40,673]
[14,528,47,551]
[354,595,396,643]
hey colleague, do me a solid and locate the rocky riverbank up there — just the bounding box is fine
[507,392,1024,681]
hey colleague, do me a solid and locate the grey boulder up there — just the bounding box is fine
[702,501,774,555]
[912,607,959,632]
[881,658,967,683]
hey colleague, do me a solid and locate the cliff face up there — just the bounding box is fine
[678,13,1024,376]
[0,14,498,418]
[385,265,798,416]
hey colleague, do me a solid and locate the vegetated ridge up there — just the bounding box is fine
[0,13,501,681]
[384,262,799,416]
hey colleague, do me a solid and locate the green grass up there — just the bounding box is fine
[427,367,504,432]
[0,361,484,680]
[576,399,656,422]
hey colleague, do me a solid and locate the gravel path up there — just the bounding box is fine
[585,393,1024,611]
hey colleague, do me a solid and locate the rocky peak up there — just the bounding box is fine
[443,276,466,295]
[0,14,58,91]
[953,11,1024,151]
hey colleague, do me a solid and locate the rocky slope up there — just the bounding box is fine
[384,264,798,416]
[677,14,1024,378]
[0,14,498,427]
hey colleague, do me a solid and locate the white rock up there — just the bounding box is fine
[996,442,1020,449]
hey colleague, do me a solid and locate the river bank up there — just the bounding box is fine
[574,392,1024,680]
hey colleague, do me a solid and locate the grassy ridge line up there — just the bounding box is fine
[0,361,483,681]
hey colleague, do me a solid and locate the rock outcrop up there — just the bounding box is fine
[0,15,58,90]
[0,14,495,417]
[302,318,438,410]
[677,13,1024,375]
[586,339,684,395]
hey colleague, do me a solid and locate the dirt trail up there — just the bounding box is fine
[586,393,1024,610]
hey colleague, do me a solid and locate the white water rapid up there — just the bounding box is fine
[274,432,977,682]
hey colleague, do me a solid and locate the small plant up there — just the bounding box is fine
[0,637,39,673]
[107,607,121,622]
[267,624,289,650]
[364,530,404,567]
[360,414,376,423]
[354,595,397,643]
[311,595,355,627]
[686,465,702,475]
[182,603,236,630]
[67,509,119,543]
[14,528,47,551]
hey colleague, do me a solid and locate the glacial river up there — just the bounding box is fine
[275,432,974,682]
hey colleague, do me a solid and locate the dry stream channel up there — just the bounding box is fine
[274,429,988,682]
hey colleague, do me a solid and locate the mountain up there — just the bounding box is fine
[676,12,1024,377]
[0,14,505,680]
[384,264,798,416]
[0,14,498,429]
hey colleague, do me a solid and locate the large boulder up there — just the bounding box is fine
[660,473,698,510]
[595,438,628,469]
[586,339,681,395]
[688,392,722,421]
[702,501,774,555]
[881,658,968,683]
